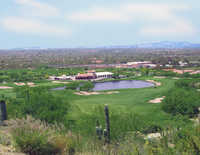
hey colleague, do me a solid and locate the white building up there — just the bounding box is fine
[95,72,113,79]
[143,64,157,68]
[49,76,56,80]
[49,75,73,80]
[179,61,188,67]
[127,61,151,65]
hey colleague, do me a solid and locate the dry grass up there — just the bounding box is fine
[4,116,78,155]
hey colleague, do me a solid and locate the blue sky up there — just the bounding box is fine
[0,0,199,48]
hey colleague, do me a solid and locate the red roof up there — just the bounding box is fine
[76,73,95,78]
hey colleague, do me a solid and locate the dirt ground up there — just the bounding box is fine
[0,144,25,155]
[0,126,25,155]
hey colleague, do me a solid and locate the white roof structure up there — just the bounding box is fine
[127,61,151,65]
[49,76,56,78]
[49,75,73,80]
[144,64,157,67]
[95,72,113,76]
[57,75,67,79]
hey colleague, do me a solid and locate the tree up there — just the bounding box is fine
[8,87,70,124]
[66,81,80,90]
[162,88,200,117]
[80,81,94,91]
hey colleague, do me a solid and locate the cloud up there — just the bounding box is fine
[1,17,70,36]
[15,0,60,17]
[140,20,196,37]
[68,7,129,22]
[67,3,189,22]
[67,3,196,37]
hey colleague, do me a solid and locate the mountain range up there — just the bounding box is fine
[7,41,200,50]
[104,41,200,49]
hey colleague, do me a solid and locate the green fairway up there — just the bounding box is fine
[51,77,189,129]
[0,77,191,130]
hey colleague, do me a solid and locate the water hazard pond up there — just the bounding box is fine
[52,80,154,91]
[93,80,154,91]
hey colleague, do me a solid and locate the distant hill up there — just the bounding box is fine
[103,41,200,49]
[12,47,47,50]
[8,41,200,50]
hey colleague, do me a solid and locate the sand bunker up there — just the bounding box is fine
[105,91,119,95]
[27,82,36,87]
[74,91,119,96]
[146,80,161,86]
[14,82,26,86]
[149,96,165,104]
[74,92,83,95]
[0,86,13,89]
[14,82,36,87]
[52,81,69,84]
[172,77,180,80]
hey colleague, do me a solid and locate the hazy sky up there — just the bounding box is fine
[0,0,199,48]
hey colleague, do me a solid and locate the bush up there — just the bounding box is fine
[7,116,76,155]
[72,106,158,141]
[8,86,70,124]
[162,88,200,117]
[175,79,200,89]
[173,125,200,154]
[143,124,162,134]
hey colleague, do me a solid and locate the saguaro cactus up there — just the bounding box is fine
[96,120,103,140]
[104,105,110,144]
[198,107,200,123]
[0,100,7,122]
[95,105,111,144]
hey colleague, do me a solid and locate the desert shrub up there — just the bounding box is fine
[7,86,70,124]
[173,125,200,154]
[175,79,192,88]
[72,106,160,141]
[143,124,162,134]
[175,79,200,89]
[154,70,177,77]
[162,88,200,117]
[12,128,57,155]
[0,133,11,146]
[7,116,76,155]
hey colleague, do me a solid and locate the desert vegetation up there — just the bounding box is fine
[1,48,200,69]
[0,73,199,154]
[1,49,200,154]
